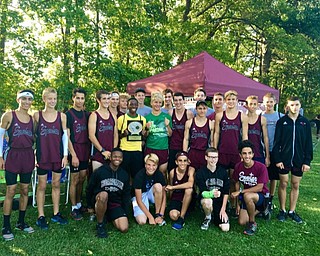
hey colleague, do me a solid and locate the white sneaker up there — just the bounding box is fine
[201,218,211,230]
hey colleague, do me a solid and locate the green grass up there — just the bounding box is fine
[1,145,319,256]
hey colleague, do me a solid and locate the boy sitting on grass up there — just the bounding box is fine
[165,151,195,230]
[132,153,166,225]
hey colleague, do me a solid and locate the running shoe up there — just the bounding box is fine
[70,209,83,221]
[2,227,14,241]
[51,212,68,225]
[277,210,287,222]
[96,223,107,238]
[36,216,48,230]
[15,223,34,233]
[172,217,185,230]
[200,218,211,230]
[243,222,257,236]
[288,211,303,224]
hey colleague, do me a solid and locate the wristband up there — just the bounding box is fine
[100,148,105,153]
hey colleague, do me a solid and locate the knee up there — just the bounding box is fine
[238,218,247,226]
[135,215,147,225]
[201,199,213,211]
[169,210,179,221]
[71,175,80,185]
[153,183,163,194]
[279,180,288,189]
[52,180,61,190]
[20,186,29,196]
[220,223,230,232]
[6,186,16,198]
[96,192,108,204]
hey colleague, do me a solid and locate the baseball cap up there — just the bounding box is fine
[134,88,146,94]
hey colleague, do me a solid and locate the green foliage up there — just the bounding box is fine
[0,0,319,115]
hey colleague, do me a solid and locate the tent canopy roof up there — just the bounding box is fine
[127,51,279,101]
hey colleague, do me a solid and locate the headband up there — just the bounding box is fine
[17,91,34,100]
[111,92,119,98]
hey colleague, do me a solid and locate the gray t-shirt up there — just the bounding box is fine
[137,106,152,117]
[262,111,284,151]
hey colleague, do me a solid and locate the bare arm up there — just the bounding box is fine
[241,113,248,140]
[261,116,270,166]
[166,167,195,191]
[186,109,194,120]
[213,112,222,148]
[209,120,214,147]
[182,119,191,151]
[61,113,68,168]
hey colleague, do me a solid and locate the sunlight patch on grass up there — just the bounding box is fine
[9,246,27,255]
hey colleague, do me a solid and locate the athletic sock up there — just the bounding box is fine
[288,210,294,214]
[18,210,26,224]
[76,202,82,209]
[206,214,212,220]
[72,205,78,211]
[3,214,11,228]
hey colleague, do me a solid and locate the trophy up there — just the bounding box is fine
[127,120,143,141]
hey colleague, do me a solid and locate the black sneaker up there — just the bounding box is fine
[243,222,257,236]
[96,223,107,238]
[229,208,239,219]
[277,210,287,222]
[36,216,49,230]
[51,212,68,225]
[172,217,185,230]
[15,222,35,233]
[70,209,83,221]
[2,227,14,241]
[288,211,303,224]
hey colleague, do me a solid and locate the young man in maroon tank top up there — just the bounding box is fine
[0,90,35,240]
[34,87,69,229]
[213,90,248,217]
[166,151,195,230]
[66,88,90,220]
[183,101,214,171]
[168,92,193,172]
[208,92,224,121]
[246,95,269,165]
[88,90,118,172]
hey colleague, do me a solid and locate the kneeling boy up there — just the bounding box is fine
[132,153,166,225]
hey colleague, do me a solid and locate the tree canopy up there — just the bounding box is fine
[1,0,319,117]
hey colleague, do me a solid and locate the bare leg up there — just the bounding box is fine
[52,172,62,215]
[95,192,108,223]
[37,175,48,217]
[278,174,289,211]
[289,175,302,212]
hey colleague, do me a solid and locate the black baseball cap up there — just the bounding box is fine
[134,88,146,94]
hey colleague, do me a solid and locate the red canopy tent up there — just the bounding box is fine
[126,51,279,101]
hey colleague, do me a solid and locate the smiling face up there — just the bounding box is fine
[247,98,258,113]
[98,93,111,109]
[145,159,158,176]
[173,96,184,110]
[110,150,123,169]
[43,92,57,109]
[17,96,33,111]
[225,95,238,109]
[263,96,276,113]
[240,147,254,167]
[164,92,173,106]
[151,99,163,112]
[194,91,206,101]
[127,99,138,114]
[205,152,219,168]
[135,92,146,105]
[175,155,189,171]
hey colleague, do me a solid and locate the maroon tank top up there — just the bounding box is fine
[171,166,189,201]
[36,111,62,164]
[67,108,90,161]
[219,111,242,155]
[94,111,115,153]
[170,109,188,150]
[189,118,210,150]
[248,115,264,158]
[7,111,34,149]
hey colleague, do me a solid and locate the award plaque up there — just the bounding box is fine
[127,120,143,141]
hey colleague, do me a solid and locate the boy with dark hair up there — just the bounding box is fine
[66,88,90,220]
[1,89,35,240]
[161,88,174,114]
[231,140,270,236]
[86,148,131,238]
[196,147,230,232]
[166,151,195,230]
[273,96,313,224]
[134,88,152,116]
